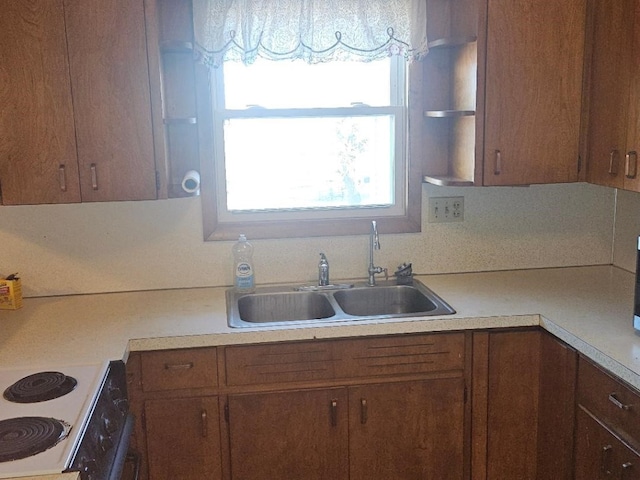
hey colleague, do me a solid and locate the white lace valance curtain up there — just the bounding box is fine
[192,0,428,66]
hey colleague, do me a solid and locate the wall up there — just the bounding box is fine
[613,188,640,272]
[0,182,615,298]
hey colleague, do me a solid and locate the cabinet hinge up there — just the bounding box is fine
[224,403,229,424]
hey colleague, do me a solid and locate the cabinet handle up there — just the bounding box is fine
[601,445,613,475]
[625,151,638,178]
[90,163,99,190]
[360,398,368,424]
[494,150,502,175]
[201,409,208,437]
[609,150,619,175]
[622,462,634,479]
[330,399,338,427]
[164,362,194,370]
[58,165,67,192]
[608,392,632,410]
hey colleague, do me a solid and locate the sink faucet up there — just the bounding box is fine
[368,220,387,286]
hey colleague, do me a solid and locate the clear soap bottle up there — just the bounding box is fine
[232,234,255,293]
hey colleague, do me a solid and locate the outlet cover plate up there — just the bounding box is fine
[428,196,464,223]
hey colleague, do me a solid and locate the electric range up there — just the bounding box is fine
[0,361,133,480]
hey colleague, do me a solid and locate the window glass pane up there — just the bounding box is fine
[223,58,392,109]
[223,115,395,211]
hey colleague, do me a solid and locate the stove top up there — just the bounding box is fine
[0,363,107,479]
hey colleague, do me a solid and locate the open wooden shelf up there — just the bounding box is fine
[424,110,475,118]
[423,175,474,187]
[428,36,478,49]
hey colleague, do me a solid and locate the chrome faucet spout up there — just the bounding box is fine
[367,220,387,286]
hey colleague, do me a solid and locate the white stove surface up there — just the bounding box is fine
[0,362,108,479]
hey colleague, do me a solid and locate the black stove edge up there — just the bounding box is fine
[65,360,132,480]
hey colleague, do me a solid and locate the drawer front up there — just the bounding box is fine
[338,332,465,378]
[225,333,465,387]
[225,341,337,386]
[141,348,218,392]
[578,356,640,445]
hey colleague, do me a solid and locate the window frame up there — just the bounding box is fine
[196,60,424,241]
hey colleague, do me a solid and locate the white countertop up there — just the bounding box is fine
[0,265,638,389]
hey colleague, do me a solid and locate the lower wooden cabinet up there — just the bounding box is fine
[128,329,640,480]
[575,407,640,480]
[347,378,465,480]
[227,378,465,480]
[228,388,349,480]
[471,329,577,480]
[575,356,640,479]
[127,333,468,480]
[144,397,223,480]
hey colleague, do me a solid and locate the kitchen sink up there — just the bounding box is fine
[237,291,336,323]
[333,285,442,316]
[226,280,455,328]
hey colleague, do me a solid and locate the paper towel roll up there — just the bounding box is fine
[181,170,200,194]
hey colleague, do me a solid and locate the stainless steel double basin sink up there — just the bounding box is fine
[226,279,455,328]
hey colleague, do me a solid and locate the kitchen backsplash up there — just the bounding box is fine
[0,182,620,297]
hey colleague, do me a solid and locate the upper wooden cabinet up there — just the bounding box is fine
[0,1,81,204]
[423,0,586,186]
[584,0,640,192]
[0,0,159,205]
[483,0,586,186]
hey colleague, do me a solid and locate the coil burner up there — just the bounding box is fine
[3,371,77,403]
[0,416,70,462]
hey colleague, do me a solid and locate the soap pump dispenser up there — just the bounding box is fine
[318,253,329,286]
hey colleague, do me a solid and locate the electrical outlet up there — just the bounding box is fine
[428,196,464,223]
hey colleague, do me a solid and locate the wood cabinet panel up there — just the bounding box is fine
[64,0,157,201]
[536,331,577,480]
[0,0,159,205]
[227,388,349,480]
[578,357,640,451]
[225,333,464,387]
[585,0,634,188]
[339,332,465,378]
[486,330,541,480]
[140,348,217,392]
[575,407,640,480]
[483,0,585,185]
[473,329,577,480]
[0,1,81,205]
[224,341,337,386]
[145,396,223,480]
[348,378,465,480]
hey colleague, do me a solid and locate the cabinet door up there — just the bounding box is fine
[483,0,585,185]
[475,330,576,480]
[64,0,157,201]
[227,388,349,480]
[144,396,223,480]
[585,0,634,189]
[575,407,640,480]
[624,1,640,192]
[0,1,81,205]
[348,377,465,480]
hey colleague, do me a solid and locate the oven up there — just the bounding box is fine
[0,360,135,480]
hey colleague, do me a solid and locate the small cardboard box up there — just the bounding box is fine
[0,277,22,310]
